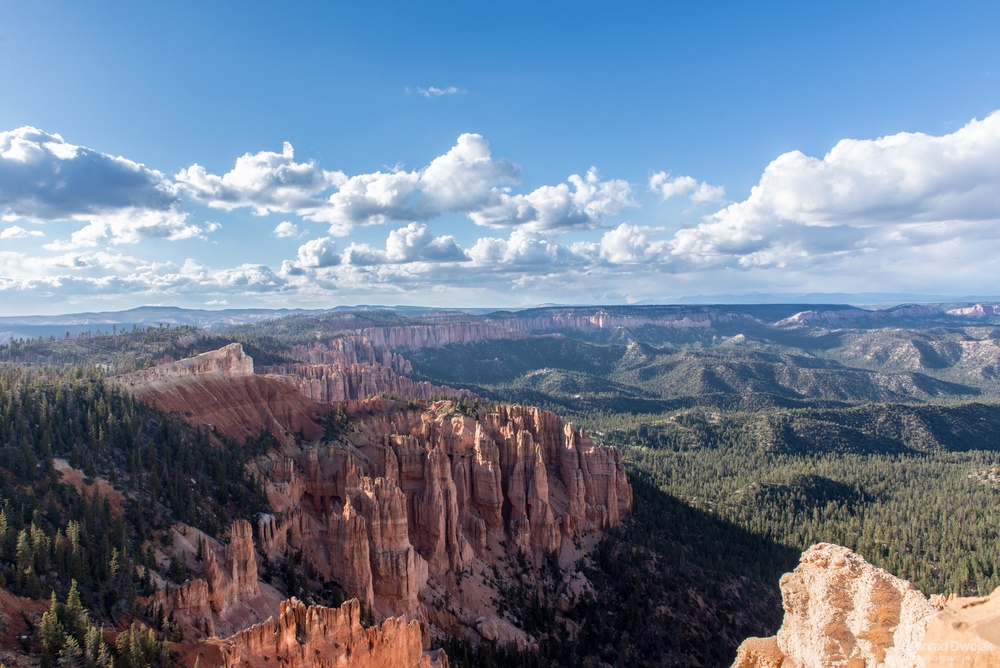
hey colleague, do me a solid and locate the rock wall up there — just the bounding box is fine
[285,337,412,375]
[263,362,473,403]
[154,520,266,640]
[116,343,254,385]
[350,310,745,350]
[116,344,325,443]
[219,598,447,668]
[256,398,632,629]
[732,542,1000,668]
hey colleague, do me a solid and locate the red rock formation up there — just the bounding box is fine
[732,543,936,668]
[263,362,472,403]
[257,398,632,630]
[219,598,447,668]
[154,521,271,641]
[124,345,632,648]
[115,344,325,443]
[349,310,745,350]
[947,303,1000,317]
[286,337,412,374]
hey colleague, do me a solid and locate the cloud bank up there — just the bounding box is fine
[5,112,1000,311]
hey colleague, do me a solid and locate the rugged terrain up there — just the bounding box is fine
[733,542,1000,668]
[109,342,632,664]
[5,302,1000,666]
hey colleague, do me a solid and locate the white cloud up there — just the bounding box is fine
[468,230,577,267]
[0,127,212,251]
[0,225,44,239]
[469,167,635,231]
[43,207,206,250]
[0,127,180,222]
[172,133,632,236]
[343,223,466,266]
[273,221,305,238]
[213,263,285,290]
[175,141,345,216]
[669,111,1000,270]
[314,133,519,233]
[649,172,725,203]
[597,223,670,264]
[295,237,340,268]
[417,86,462,98]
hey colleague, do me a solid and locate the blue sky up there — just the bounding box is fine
[2,1,1000,313]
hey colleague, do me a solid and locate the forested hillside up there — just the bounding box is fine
[3,304,1000,667]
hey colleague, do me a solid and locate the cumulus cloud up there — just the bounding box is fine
[343,223,466,266]
[0,127,180,221]
[273,221,305,239]
[468,230,578,267]
[0,126,214,250]
[173,133,631,235]
[43,207,208,250]
[469,167,635,231]
[649,172,725,203]
[596,224,671,263]
[315,133,519,233]
[416,86,463,98]
[176,141,346,216]
[669,111,1000,270]
[0,225,44,239]
[295,237,341,268]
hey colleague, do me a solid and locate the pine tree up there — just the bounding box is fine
[39,592,66,668]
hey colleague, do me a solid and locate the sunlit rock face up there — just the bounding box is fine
[115,343,325,442]
[220,598,448,668]
[122,345,633,652]
[256,398,632,631]
[732,542,1000,668]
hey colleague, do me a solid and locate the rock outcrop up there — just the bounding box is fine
[263,362,473,403]
[351,309,746,350]
[255,398,632,636]
[127,345,632,648]
[154,520,275,640]
[219,598,447,668]
[119,343,255,383]
[732,543,1000,668]
[116,344,325,443]
[947,303,1000,317]
[285,337,412,375]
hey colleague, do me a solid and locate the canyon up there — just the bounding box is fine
[115,342,632,665]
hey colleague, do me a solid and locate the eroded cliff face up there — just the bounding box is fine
[121,345,632,655]
[153,520,278,639]
[263,362,472,403]
[351,310,747,349]
[116,343,325,443]
[732,543,1000,668]
[254,398,632,640]
[219,598,447,668]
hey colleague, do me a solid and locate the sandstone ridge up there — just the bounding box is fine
[220,597,447,668]
[116,343,325,443]
[255,398,632,642]
[733,542,1000,668]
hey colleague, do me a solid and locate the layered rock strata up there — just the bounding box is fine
[255,398,632,629]
[219,598,447,668]
[263,362,472,403]
[116,343,325,442]
[733,542,1000,668]
[285,337,412,375]
[351,310,746,349]
[155,520,267,639]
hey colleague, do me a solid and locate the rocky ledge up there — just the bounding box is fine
[733,542,1000,668]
